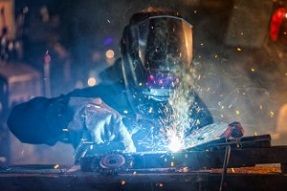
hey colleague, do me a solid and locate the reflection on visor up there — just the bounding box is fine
[145,72,180,89]
[135,16,193,70]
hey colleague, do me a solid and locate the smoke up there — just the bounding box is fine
[193,51,279,137]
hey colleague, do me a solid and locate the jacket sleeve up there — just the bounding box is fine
[7,95,72,145]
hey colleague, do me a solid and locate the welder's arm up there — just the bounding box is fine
[67,97,136,152]
[7,95,72,146]
[8,96,136,152]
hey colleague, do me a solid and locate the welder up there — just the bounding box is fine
[7,7,242,155]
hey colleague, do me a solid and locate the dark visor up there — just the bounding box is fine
[131,16,193,71]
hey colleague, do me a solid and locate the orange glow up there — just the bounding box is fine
[87,77,97,86]
[106,49,115,59]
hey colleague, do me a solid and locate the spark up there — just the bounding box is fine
[163,68,195,151]
[270,111,274,118]
[54,164,59,169]
[170,161,174,167]
[138,62,198,151]
[235,110,240,115]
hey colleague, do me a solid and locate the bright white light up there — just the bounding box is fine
[168,133,183,152]
[87,77,97,86]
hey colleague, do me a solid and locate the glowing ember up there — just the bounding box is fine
[170,161,174,167]
[53,164,59,169]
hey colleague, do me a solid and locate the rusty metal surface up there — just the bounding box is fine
[0,165,286,191]
[2,144,285,190]
[80,145,287,172]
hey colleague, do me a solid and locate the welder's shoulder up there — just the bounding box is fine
[67,82,125,100]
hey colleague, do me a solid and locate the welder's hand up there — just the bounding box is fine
[67,97,136,153]
[220,121,245,139]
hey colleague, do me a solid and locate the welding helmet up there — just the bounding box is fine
[120,8,193,101]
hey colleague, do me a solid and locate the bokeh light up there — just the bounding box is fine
[87,77,97,86]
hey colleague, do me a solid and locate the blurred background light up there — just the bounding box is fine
[106,49,115,59]
[87,77,97,86]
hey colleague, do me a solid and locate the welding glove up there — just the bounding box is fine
[67,97,136,153]
[220,121,245,139]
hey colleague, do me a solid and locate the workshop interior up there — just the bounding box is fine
[0,0,287,190]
